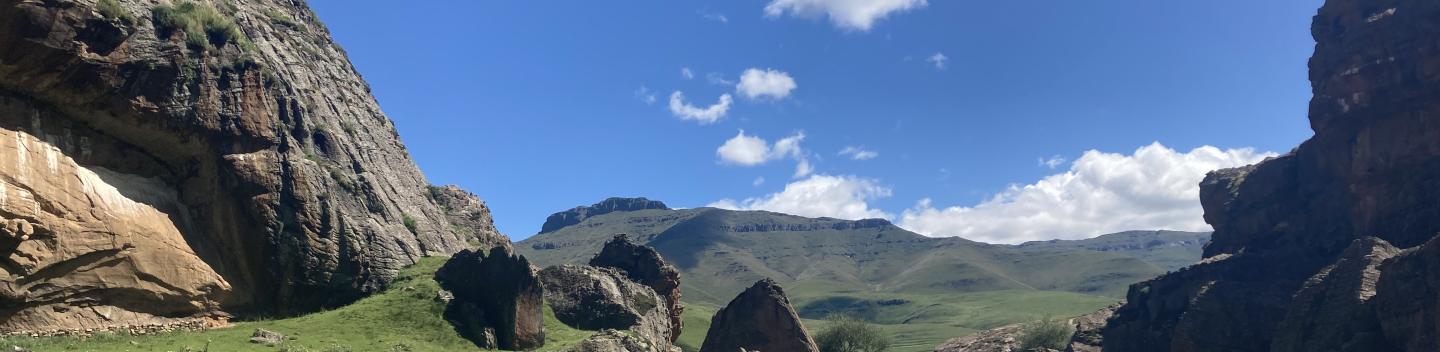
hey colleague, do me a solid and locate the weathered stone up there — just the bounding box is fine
[700,279,818,352]
[1272,237,1401,352]
[248,328,285,345]
[543,198,670,234]
[0,0,502,332]
[430,185,511,251]
[435,246,544,350]
[1373,234,1440,351]
[934,323,1026,352]
[1066,304,1117,352]
[1104,0,1440,350]
[567,329,674,352]
[591,234,684,342]
[540,265,674,350]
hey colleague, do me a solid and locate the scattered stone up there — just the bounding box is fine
[248,328,285,345]
[590,234,684,342]
[700,279,818,352]
[435,246,545,350]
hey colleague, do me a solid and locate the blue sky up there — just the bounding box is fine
[309,0,1323,243]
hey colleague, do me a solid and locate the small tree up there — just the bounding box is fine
[1018,318,1073,351]
[815,315,891,352]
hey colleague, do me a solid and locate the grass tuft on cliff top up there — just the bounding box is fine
[0,256,595,351]
[152,1,247,50]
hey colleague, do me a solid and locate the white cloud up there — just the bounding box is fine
[635,86,657,105]
[736,68,798,100]
[707,72,735,86]
[701,10,729,23]
[1038,155,1066,169]
[681,67,695,80]
[753,176,766,186]
[897,142,1276,244]
[927,52,948,70]
[710,174,892,220]
[716,130,813,177]
[838,146,879,160]
[764,0,928,31]
[668,91,733,124]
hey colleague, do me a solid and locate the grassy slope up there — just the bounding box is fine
[0,257,594,352]
[518,207,1207,351]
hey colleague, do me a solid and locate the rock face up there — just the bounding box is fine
[541,198,669,234]
[539,265,674,350]
[932,305,1115,352]
[1104,0,1440,350]
[434,246,544,350]
[590,234,684,342]
[700,279,818,352]
[429,185,510,251]
[0,0,500,332]
[567,329,671,352]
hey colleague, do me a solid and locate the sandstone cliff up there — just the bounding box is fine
[1104,0,1440,350]
[0,0,503,333]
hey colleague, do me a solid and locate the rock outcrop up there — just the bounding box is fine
[700,279,818,352]
[434,246,544,350]
[541,198,669,234]
[1104,0,1440,350]
[539,265,675,350]
[0,0,501,333]
[932,305,1115,352]
[429,185,510,251]
[590,234,684,343]
[567,329,672,352]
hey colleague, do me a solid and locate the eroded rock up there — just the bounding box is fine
[430,185,511,251]
[590,234,684,342]
[700,279,818,352]
[567,329,671,352]
[435,246,544,350]
[540,265,674,350]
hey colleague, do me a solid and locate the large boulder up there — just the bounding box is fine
[0,0,494,332]
[1104,0,1440,350]
[700,279,818,352]
[540,265,675,350]
[590,234,684,342]
[435,246,544,350]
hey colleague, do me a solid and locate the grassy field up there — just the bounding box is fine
[0,257,595,352]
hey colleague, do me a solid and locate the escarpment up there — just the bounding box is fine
[1104,0,1440,350]
[0,0,502,333]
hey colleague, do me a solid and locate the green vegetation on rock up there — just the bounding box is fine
[152,1,247,50]
[1018,318,1074,351]
[815,315,892,352]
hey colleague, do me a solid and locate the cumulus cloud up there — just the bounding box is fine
[736,68,798,100]
[710,174,892,220]
[838,146,879,160]
[707,72,735,86]
[897,142,1276,244]
[634,86,657,105]
[669,91,733,124]
[927,52,948,70]
[764,0,928,31]
[716,130,813,177]
[681,67,695,80]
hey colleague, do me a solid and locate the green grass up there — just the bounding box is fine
[96,0,134,24]
[152,1,247,50]
[675,303,717,352]
[0,257,593,351]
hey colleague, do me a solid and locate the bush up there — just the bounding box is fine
[152,1,246,50]
[97,0,134,24]
[1018,318,1074,351]
[815,315,891,352]
[402,215,418,233]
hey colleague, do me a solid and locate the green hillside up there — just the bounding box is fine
[518,201,1210,351]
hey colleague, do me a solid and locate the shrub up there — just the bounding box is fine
[402,215,418,233]
[97,0,135,24]
[263,9,298,28]
[815,315,891,352]
[152,1,246,50]
[1018,318,1074,351]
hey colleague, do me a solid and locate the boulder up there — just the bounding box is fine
[567,329,673,352]
[700,279,818,352]
[248,328,285,345]
[590,234,684,342]
[434,246,544,350]
[540,265,674,350]
[1373,234,1440,351]
[934,323,1026,352]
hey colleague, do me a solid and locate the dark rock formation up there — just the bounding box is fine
[1272,237,1400,352]
[1066,304,1116,352]
[542,198,669,234]
[1373,234,1440,351]
[539,265,675,350]
[429,185,511,250]
[0,0,498,332]
[700,279,818,352]
[1104,0,1440,350]
[435,246,544,350]
[590,234,684,342]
